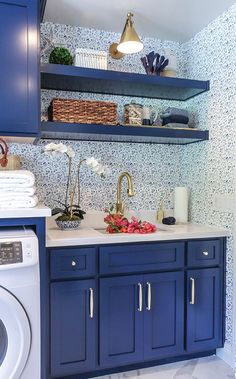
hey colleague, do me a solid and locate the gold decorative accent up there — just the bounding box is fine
[116,172,134,215]
[109,12,143,59]
[109,43,125,59]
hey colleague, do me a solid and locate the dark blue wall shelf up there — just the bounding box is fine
[41,122,209,145]
[41,63,210,101]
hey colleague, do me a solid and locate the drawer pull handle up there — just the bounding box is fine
[190,277,195,305]
[138,283,143,312]
[71,260,77,267]
[146,282,152,311]
[89,288,94,319]
[202,251,209,256]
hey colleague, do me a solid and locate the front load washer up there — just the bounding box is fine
[0,228,40,379]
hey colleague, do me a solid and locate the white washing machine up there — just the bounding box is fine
[0,228,40,379]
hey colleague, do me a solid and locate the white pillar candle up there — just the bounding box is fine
[174,187,189,223]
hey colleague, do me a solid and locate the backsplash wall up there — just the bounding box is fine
[26,23,186,212]
[180,3,236,360]
[9,24,186,212]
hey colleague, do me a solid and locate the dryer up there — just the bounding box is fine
[0,228,40,379]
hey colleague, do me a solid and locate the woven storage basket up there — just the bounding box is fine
[48,99,118,125]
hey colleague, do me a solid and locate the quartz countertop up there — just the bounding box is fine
[0,204,51,219]
[46,221,229,248]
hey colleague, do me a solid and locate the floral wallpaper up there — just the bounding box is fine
[180,3,236,359]
[8,3,236,364]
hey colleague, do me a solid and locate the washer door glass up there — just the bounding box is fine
[0,287,31,379]
[0,320,7,366]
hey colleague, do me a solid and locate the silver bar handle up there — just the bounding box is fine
[138,283,143,312]
[89,288,94,318]
[146,282,152,311]
[190,278,195,305]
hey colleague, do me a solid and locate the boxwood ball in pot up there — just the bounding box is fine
[49,47,73,65]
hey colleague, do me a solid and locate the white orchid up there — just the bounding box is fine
[86,157,99,168]
[44,143,75,159]
[66,146,75,159]
[86,156,109,178]
[43,145,110,220]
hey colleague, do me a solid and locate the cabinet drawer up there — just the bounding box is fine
[99,242,184,274]
[187,240,221,267]
[50,247,97,279]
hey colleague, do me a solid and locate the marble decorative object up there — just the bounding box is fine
[55,219,81,231]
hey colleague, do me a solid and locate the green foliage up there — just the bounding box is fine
[52,201,86,221]
[49,47,73,65]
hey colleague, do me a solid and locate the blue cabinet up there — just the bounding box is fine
[0,0,39,137]
[100,272,184,367]
[100,275,143,367]
[50,280,97,377]
[186,268,222,352]
[48,238,225,378]
[143,272,184,360]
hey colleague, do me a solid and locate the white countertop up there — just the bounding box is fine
[46,221,229,248]
[0,204,51,219]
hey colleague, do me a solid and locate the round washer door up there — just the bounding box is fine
[0,286,31,379]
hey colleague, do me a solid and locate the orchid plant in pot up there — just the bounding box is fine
[44,143,109,230]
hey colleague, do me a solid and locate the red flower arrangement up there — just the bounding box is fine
[104,206,157,234]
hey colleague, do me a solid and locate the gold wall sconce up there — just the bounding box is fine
[109,12,144,59]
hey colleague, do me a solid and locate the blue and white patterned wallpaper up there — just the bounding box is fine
[40,23,186,212]
[180,3,236,356]
[8,3,236,360]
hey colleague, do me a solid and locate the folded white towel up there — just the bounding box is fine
[0,170,35,188]
[0,195,38,208]
[0,186,36,196]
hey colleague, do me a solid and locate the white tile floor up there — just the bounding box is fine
[97,356,234,379]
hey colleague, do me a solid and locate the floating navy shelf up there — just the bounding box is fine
[41,63,210,101]
[41,122,209,145]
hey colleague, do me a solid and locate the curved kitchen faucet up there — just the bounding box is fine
[116,172,134,215]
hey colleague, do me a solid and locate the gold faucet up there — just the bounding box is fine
[116,172,134,215]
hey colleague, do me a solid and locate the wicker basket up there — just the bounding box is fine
[48,98,118,125]
[124,103,143,126]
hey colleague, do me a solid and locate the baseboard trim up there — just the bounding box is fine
[217,347,234,368]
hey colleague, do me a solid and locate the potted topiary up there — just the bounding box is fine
[49,47,73,65]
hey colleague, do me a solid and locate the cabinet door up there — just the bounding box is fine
[0,0,39,135]
[51,280,97,377]
[186,268,222,352]
[100,275,143,367]
[143,272,184,360]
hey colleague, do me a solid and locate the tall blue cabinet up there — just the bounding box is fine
[0,0,39,137]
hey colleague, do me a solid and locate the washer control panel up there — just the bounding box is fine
[0,229,38,269]
[0,242,23,265]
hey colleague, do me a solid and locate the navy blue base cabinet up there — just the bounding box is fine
[50,280,97,377]
[48,238,225,379]
[0,0,39,137]
[186,268,222,352]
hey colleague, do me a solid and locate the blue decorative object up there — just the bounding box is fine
[162,216,176,225]
[141,51,169,75]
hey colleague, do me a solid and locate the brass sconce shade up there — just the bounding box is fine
[109,12,143,59]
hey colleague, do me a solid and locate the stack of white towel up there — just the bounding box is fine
[0,170,38,208]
